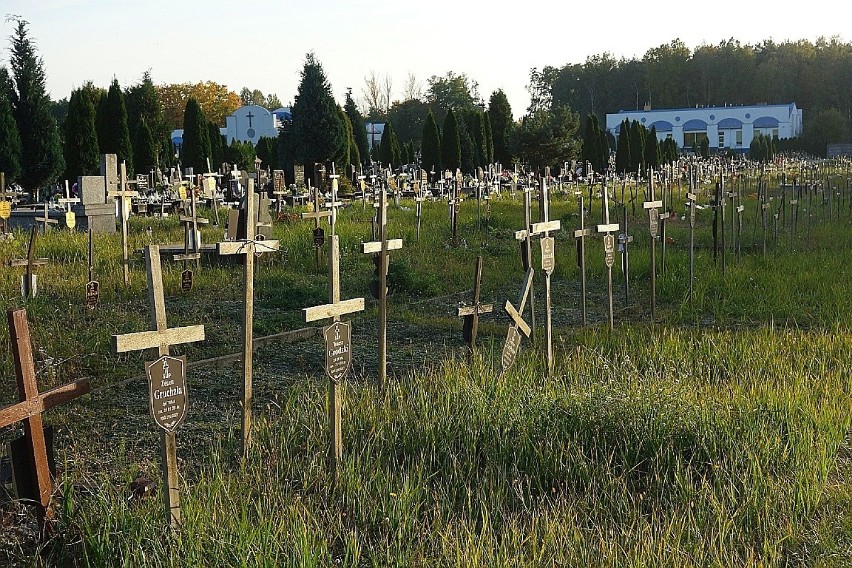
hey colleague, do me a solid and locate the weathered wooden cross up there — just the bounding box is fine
[457,256,493,355]
[597,180,620,330]
[34,199,59,234]
[360,188,403,387]
[8,226,48,299]
[513,183,537,342]
[303,190,364,471]
[1,309,91,534]
[501,268,534,374]
[107,161,139,285]
[619,202,634,306]
[531,178,561,374]
[643,169,663,320]
[58,181,80,231]
[112,245,206,529]
[301,180,331,273]
[687,188,698,301]
[573,191,593,326]
[216,180,280,458]
[173,186,209,283]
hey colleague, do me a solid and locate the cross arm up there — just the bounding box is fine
[596,223,620,234]
[112,325,206,353]
[530,220,561,235]
[457,304,493,317]
[574,228,594,238]
[8,258,49,267]
[360,239,403,254]
[643,200,663,210]
[303,298,365,322]
[180,216,210,225]
[0,378,91,428]
[217,239,280,256]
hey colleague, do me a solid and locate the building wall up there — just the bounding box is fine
[606,103,803,152]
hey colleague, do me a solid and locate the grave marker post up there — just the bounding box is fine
[643,169,663,320]
[8,226,48,299]
[573,191,593,325]
[34,199,58,234]
[687,189,698,301]
[111,246,206,529]
[301,181,331,273]
[106,161,139,285]
[513,184,537,342]
[58,181,80,230]
[529,178,561,374]
[216,180,279,457]
[457,256,493,356]
[500,268,534,374]
[1,309,91,534]
[597,180,620,330]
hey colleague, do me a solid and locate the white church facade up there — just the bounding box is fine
[606,103,803,152]
[171,105,292,148]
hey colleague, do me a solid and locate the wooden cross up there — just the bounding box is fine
[643,169,663,320]
[414,178,426,242]
[573,191,594,326]
[325,163,344,235]
[205,157,222,226]
[34,200,59,234]
[448,179,463,245]
[597,180,620,331]
[107,161,139,285]
[501,268,534,374]
[301,181,331,273]
[303,217,364,471]
[58,181,80,230]
[111,246,206,529]
[659,172,671,276]
[513,183,537,341]
[687,189,698,301]
[216,180,279,458]
[1,309,91,534]
[529,178,561,374]
[360,188,403,387]
[8,226,48,299]
[457,256,493,355]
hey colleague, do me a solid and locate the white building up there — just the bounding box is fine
[606,103,803,152]
[171,105,291,148]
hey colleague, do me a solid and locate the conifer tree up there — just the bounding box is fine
[344,88,369,164]
[0,68,23,183]
[181,97,210,174]
[483,112,494,166]
[441,108,461,172]
[207,122,223,168]
[644,126,659,170]
[133,120,157,176]
[7,19,64,190]
[100,79,134,175]
[457,112,475,173]
[629,120,645,174]
[615,120,631,174]
[291,53,346,184]
[62,88,99,181]
[255,136,278,171]
[488,89,513,166]
[336,105,352,171]
[421,109,441,174]
[380,121,402,168]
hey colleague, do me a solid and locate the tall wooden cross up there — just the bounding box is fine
[58,181,80,231]
[204,157,222,226]
[8,226,48,299]
[301,181,331,272]
[619,201,634,306]
[687,188,698,301]
[501,268,534,374]
[643,169,663,320]
[174,186,209,272]
[448,178,462,245]
[360,188,403,387]
[659,171,671,275]
[457,256,493,355]
[597,180,620,330]
[530,178,561,374]
[573,191,594,326]
[303,191,364,471]
[216,180,280,458]
[325,163,343,235]
[107,161,139,285]
[34,199,59,234]
[1,309,91,534]
[111,246,206,529]
[414,175,426,242]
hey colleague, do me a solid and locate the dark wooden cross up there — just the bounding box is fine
[107,161,139,285]
[34,200,59,234]
[112,246,206,529]
[216,180,280,458]
[597,179,620,331]
[8,226,48,299]
[643,169,663,320]
[1,309,91,534]
[360,188,403,387]
[457,256,493,355]
[573,191,593,326]
[301,181,331,273]
[303,201,364,471]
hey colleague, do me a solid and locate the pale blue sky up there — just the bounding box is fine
[1,0,845,118]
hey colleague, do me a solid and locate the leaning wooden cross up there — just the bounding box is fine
[457,256,493,355]
[1,309,91,535]
[216,180,279,458]
[303,187,364,471]
[107,161,139,285]
[501,268,534,374]
[8,225,48,299]
[360,188,403,387]
[111,246,206,529]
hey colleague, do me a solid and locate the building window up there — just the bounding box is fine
[719,132,725,147]
[772,128,779,138]
[736,130,743,146]
[683,131,705,149]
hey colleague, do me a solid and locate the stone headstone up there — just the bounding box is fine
[100,154,118,187]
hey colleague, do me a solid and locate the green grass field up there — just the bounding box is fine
[3,168,852,566]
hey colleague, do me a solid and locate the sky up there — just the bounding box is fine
[0,0,847,119]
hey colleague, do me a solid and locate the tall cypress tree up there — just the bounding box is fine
[291,53,345,184]
[644,125,659,170]
[8,19,64,190]
[380,121,401,168]
[255,136,278,171]
[629,120,645,175]
[207,121,223,169]
[63,87,99,181]
[483,112,494,166]
[615,120,631,174]
[468,110,486,168]
[457,112,475,173]
[125,71,165,158]
[0,68,23,183]
[488,89,513,166]
[99,79,133,174]
[441,108,461,172]
[181,97,210,174]
[581,114,600,173]
[336,105,352,171]
[133,120,157,176]
[421,109,441,174]
[344,88,369,166]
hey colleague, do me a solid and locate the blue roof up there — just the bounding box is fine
[649,120,673,132]
[753,116,780,128]
[717,118,743,129]
[613,103,797,114]
[682,119,708,131]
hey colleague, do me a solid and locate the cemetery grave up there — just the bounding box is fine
[2,158,852,564]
